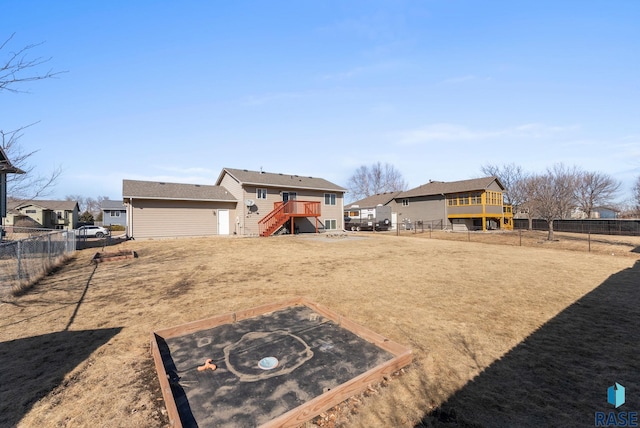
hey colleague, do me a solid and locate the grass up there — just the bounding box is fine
[0,231,639,427]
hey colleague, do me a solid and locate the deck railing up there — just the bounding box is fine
[258,201,321,236]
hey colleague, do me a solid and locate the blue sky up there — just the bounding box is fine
[3,1,639,202]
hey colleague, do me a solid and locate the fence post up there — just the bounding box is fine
[17,240,22,281]
[48,234,52,262]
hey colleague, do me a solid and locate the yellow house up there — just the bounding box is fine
[389,176,513,231]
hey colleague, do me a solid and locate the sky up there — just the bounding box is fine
[2,1,639,203]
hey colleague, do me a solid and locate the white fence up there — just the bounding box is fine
[0,230,76,296]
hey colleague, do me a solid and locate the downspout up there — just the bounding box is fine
[442,194,447,230]
[128,198,133,239]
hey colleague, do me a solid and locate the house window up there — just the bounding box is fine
[110,211,120,217]
[324,193,336,205]
[257,188,267,199]
[25,209,36,214]
[485,191,503,206]
[325,219,337,230]
[402,199,409,207]
[57,211,63,219]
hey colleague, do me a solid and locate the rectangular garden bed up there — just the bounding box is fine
[150,297,412,427]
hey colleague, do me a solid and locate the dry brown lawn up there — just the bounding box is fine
[1,230,639,427]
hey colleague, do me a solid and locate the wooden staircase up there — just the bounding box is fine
[259,201,321,237]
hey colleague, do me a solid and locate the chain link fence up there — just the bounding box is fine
[0,229,76,297]
[514,219,640,236]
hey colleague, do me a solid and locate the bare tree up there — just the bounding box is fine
[1,33,64,200]
[66,194,110,221]
[2,125,62,200]
[573,170,621,218]
[1,33,64,93]
[528,164,579,240]
[634,175,640,216]
[347,162,407,202]
[480,163,529,214]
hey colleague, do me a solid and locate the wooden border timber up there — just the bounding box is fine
[91,250,138,263]
[150,297,413,428]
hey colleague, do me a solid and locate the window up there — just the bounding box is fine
[402,199,409,207]
[325,219,337,230]
[324,193,336,205]
[110,211,120,217]
[256,188,267,199]
[485,191,503,206]
[25,209,36,214]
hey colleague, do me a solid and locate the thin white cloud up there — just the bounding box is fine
[320,61,403,81]
[395,123,580,145]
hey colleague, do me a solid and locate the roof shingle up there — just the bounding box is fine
[122,180,236,201]
[345,191,403,209]
[399,177,503,198]
[217,168,346,192]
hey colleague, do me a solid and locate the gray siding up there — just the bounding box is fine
[129,199,237,239]
[240,188,344,235]
[393,196,447,225]
[102,210,126,227]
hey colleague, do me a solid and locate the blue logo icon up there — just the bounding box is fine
[608,383,626,408]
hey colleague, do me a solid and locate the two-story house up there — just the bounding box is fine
[347,177,513,232]
[122,168,346,239]
[4,200,80,230]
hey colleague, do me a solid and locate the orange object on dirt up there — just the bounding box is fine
[197,359,217,372]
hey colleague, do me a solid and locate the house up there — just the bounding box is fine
[215,168,346,236]
[387,176,513,231]
[4,200,80,230]
[0,147,24,224]
[346,177,512,231]
[123,168,346,239]
[100,199,127,227]
[344,191,402,230]
[123,180,237,239]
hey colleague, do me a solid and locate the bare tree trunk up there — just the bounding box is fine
[527,213,533,230]
[547,219,554,241]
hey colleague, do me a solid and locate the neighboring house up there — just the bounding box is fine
[4,200,80,230]
[387,177,513,231]
[122,168,346,239]
[0,147,24,226]
[216,168,346,236]
[572,206,619,219]
[344,191,402,230]
[100,199,127,227]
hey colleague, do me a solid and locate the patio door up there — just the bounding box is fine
[282,192,297,203]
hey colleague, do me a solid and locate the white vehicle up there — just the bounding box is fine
[75,225,110,238]
[344,205,392,231]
